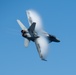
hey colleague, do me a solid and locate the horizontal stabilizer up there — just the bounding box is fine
[17,19,28,31]
[24,39,30,47]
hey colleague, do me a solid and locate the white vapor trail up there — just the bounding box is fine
[26,9,49,59]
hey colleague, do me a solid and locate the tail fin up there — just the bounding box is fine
[28,22,36,32]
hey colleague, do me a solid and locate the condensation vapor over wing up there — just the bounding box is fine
[37,36,48,59]
[26,9,43,32]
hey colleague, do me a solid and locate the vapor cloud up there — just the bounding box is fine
[26,9,43,32]
[26,9,48,59]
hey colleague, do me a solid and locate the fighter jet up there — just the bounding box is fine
[17,10,60,61]
[17,20,47,60]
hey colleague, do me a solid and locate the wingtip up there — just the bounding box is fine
[40,54,47,61]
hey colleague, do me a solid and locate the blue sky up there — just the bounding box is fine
[0,0,76,75]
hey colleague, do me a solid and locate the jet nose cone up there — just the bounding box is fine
[57,40,60,42]
[56,38,60,42]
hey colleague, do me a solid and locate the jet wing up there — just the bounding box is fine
[26,10,42,32]
[17,19,28,32]
[34,38,48,61]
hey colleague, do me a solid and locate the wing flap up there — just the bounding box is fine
[35,39,41,56]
